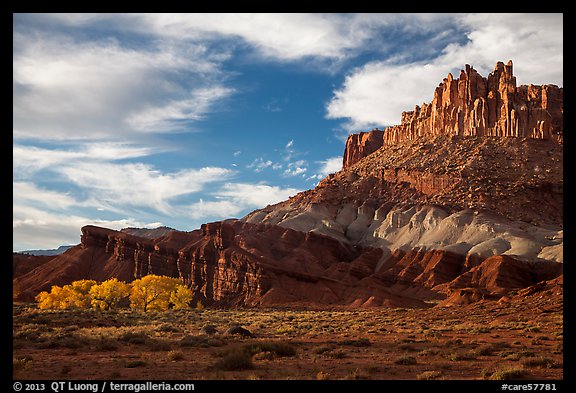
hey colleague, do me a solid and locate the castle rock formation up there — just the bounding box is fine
[343,61,563,168]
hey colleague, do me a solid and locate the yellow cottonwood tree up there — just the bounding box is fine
[130,275,191,312]
[36,280,97,310]
[89,278,130,310]
[170,284,193,310]
[68,279,97,308]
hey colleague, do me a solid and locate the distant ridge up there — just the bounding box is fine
[17,245,74,256]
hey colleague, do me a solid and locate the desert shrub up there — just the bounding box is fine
[95,339,119,351]
[244,341,297,357]
[394,355,417,365]
[521,357,556,368]
[179,335,224,347]
[167,350,184,361]
[214,348,253,371]
[340,338,371,347]
[348,368,369,380]
[473,344,498,356]
[13,357,33,371]
[157,323,180,333]
[180,335,210,348]
[398,343,417,351]
[149,340,172,352]
[213,340,296,371]
[39,334,87,349]
[125,360,147,368]
[489,367,526,380]
[469,326,491,333]
[446,351,476,361]
[118,331,148,345]
[445,338,463,346]
[326,349,347,359]
[313,345,334,354]
[417,371,442,380]
[418,349,440,357]
[316,371,330,380]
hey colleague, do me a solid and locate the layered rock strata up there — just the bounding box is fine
[343,61,563,168]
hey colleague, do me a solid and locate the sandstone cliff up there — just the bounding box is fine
[343,61,563,169]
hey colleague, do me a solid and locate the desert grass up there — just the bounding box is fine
[13,303,563,380]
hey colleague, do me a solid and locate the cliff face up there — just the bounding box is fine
[342,129,384,169]
[343,61,563,169]
[15,221,561,306]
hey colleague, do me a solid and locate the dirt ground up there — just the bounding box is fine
[13,294,562,381]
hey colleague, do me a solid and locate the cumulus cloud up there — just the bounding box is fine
[326,13,563,129]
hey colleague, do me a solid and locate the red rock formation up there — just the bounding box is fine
[343,61,563,168]
[13,254,56,279]
[14,221,563,307]
[343,128,384,169]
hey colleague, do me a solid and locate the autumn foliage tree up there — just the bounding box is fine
[35,275,193,312]
[130,275,193,312]
[89,278,130,310]
[36,280,97,310]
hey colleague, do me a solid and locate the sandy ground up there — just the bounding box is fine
[13,287,562,381]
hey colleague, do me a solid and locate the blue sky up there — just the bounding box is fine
[13,13,563,251]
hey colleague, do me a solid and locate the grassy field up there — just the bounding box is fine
[12,302,563,380]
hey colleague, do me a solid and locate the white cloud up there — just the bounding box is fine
[13,143,155,176]
[38,13,376,61]
[125,86,235,132]
[13,204,161,251]
[39,13,465,63]
[56,162,234,214]
[233,150,242,157]
[13,182,76,210]
[285,140,294,149]
[247,158,274,172]
[326,13,563,129]
[13,32,232,140]
[316,157,342,177]
[186,199,244,220]
[218,183,300,207]
[283,160,308,177]
[184,183,301,221]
